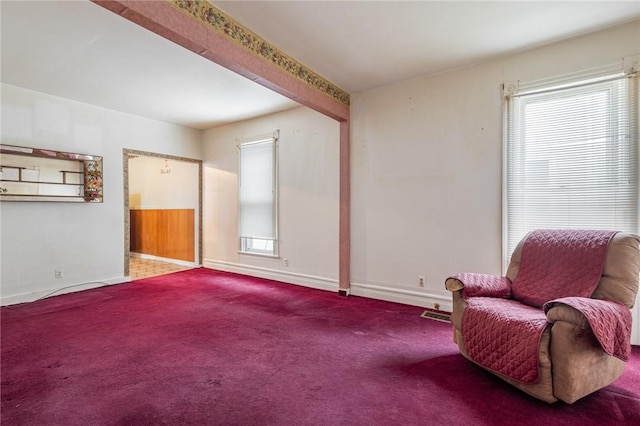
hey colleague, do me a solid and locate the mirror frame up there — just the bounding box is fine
[0,144,103,203]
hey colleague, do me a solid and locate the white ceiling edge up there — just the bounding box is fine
[2,1,639,131]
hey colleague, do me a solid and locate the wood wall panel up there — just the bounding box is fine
[130,209,195,262]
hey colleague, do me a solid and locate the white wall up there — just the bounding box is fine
[129,156,198,210]
[2,20,638,342]
[350,20,640,314]
[0,83,202,304]
[202,106,340,291]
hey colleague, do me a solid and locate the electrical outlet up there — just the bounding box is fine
[55,269,63,279]
[283,258,289,267]
[418,276,425,287]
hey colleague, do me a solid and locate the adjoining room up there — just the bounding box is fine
[127,152,202,280]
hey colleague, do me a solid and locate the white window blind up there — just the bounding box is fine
[238,132,278,256]
[505,73,638,267]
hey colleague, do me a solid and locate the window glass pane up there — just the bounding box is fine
[240,237,275,255]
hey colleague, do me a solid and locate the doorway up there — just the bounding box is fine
[123,149,203,279]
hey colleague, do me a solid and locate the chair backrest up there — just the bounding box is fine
[506,232,640,308]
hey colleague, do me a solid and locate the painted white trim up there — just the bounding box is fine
[501,92,510,274]
[0,277,129,306]
[204,259,453,312]
[130,252,199,268]
[350,282,453,313]
[631,304,639,345]
[203,259,338,293]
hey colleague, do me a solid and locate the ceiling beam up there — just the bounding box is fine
[92,0,350,122]
[92,0,352,292]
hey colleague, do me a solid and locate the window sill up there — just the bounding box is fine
[237,250,280,259]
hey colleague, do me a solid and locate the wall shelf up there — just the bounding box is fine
[0,144,103,203]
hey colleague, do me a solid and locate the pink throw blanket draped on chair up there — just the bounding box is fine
[545,297,632,361]
[461,229,617,384]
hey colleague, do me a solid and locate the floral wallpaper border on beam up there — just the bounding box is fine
[165,0,350,107]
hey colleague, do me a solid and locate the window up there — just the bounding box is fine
[505,70,638,268]
[238,131,278,256]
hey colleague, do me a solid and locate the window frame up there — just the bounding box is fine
[503,70,638,270]
[237,131,279,258]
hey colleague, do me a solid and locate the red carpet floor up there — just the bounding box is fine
[2,268,639,425]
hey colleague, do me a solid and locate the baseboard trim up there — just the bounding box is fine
[350,282,452,312]
[0,277,129,306]
[1,269,452,314]
[203,259,338,293]
[130,252,199,268]
[203,260,452,311]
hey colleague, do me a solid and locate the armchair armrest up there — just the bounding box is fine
[445,273,512,299]
[543,303,588,328]
[544,297,632,361]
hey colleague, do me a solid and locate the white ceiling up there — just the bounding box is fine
[0,0,300,130]
[214,0,640,93]
[2,1,639,131]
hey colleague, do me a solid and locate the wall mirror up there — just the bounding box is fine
[0,144,103,202]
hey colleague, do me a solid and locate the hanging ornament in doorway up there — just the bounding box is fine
[161,159,171,174]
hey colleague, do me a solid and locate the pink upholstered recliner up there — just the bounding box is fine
[445,229,640,404]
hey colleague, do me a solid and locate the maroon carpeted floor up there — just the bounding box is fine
[2,268,639,425]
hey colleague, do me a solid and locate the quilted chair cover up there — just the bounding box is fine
[445,230,640,404]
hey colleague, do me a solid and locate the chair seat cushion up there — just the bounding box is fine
[462,297,548,383]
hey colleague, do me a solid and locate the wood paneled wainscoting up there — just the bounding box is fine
[130,209,195,262]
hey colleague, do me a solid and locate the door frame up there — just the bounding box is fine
[123,148,203,277]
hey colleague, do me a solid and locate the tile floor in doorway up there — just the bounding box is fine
[129,256,192,280]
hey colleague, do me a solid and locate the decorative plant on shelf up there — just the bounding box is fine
[83,160,103,202]
[0,166,5,193]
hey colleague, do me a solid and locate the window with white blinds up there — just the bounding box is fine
[238,132,278,256]
[505,73,638,268]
